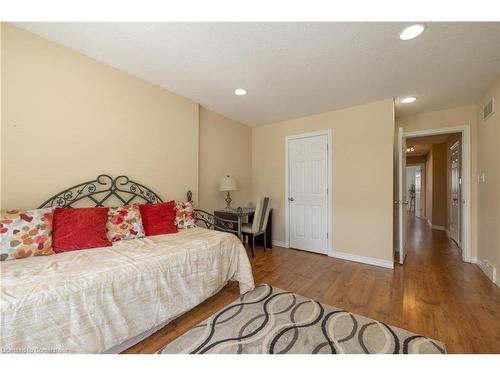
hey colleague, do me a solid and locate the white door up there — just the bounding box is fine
[288,134,329,254]
[449,141,461,246]
[394,127,408,264]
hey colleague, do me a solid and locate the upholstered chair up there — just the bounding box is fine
[241,197,271,258]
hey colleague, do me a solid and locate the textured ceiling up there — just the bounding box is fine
[14,22,500,126]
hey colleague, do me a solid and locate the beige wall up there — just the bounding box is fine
[1,24,200,210]
[476,76,500,278]
[397,104,479,258]
[198,107,252,212]
[252,99,395,263]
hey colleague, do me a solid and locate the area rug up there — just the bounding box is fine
[159,284,446,354]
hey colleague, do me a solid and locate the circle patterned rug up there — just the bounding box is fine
[160,284,446,354]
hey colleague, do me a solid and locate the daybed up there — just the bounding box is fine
[0,175,254,354]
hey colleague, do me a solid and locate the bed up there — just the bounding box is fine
[0,175,255,354]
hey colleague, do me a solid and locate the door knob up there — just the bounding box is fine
[288,197,295,201]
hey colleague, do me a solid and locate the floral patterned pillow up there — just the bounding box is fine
[106,204,145,242]
[175,201,196,229]
[0,208,55,261]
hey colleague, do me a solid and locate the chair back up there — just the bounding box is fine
[252,197,271,233]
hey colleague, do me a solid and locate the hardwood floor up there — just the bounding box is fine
[124,216,500,354]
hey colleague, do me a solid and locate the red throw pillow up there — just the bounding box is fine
[52,207,112,253]
[139,201,178,236]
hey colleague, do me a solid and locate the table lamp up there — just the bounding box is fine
[220,175,238,210]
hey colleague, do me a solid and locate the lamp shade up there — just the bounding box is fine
[220,175,238,192]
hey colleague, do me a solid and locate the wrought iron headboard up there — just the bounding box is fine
[39,174,243,238]
[187,192,243,237]
[38,174,164,208]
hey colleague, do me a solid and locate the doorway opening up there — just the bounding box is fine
[394,125,472,264]
[406,164,425,219]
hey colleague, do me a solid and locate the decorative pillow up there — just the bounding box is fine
[0,208,55,261]
[139,201,178,236]
[107,204,145,242]
[175,201,196,229]
[52,207,111,253]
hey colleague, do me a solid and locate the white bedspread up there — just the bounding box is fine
[0,227,254,354]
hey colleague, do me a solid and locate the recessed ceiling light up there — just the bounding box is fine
[399,24,426,40]
[401,96,417,104]
[406,146,415,153]
[234,88,247,96]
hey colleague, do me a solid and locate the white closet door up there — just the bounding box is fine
[288,134,328,254]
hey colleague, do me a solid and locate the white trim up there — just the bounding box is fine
[432,225,446,231]
[472,257,499,288]
[330,250,394,269]
[396,127,405,264]
[403,124,472,263]
[426,219,446,231]
[284,129,333,255]
[272,240,287,248]
[284,129,332,141]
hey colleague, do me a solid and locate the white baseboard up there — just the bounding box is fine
[472,258,499,288]
[276,242,393,269]
[431,224,446,231]
[329,250,394,269]
[426,219,446,231]
[272,240,287,248]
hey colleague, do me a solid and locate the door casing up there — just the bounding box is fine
[395,127,408,264]
[403,124,472,263]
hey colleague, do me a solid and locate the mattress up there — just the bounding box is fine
[0,227,254,353]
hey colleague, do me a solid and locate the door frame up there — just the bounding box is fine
[403,124,472,263]
[396,127,407,264]
[284,129,333,255]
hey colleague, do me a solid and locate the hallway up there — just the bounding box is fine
[126,217,500,354]
[398,214,500,352]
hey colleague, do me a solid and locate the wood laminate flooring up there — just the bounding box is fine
[124,216,500,353]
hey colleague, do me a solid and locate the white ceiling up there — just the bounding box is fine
[14,22,500,126]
